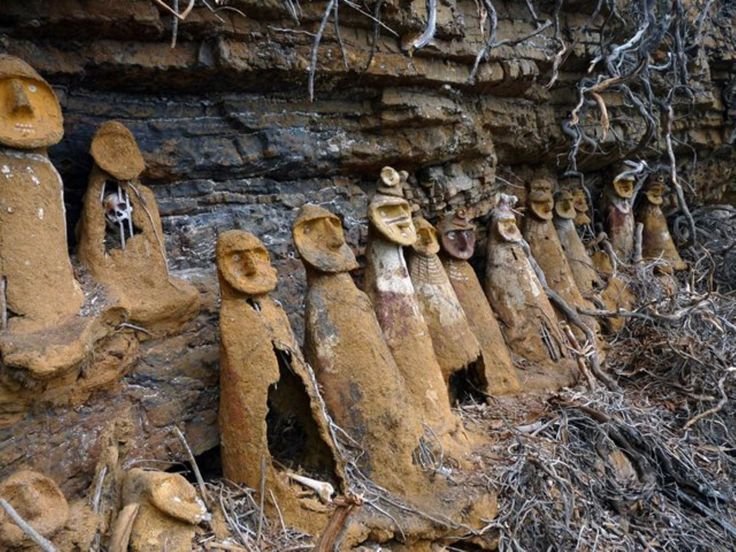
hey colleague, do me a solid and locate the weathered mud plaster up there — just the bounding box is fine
[523,178,601,346]
[637,173,687,272]
[573,187,593,227]
[217,229,344,535]
[603,172,636,263]
[566,183,634,333]
[0,55,126,381]
[116,468,208,552]
[407,216,481,396]
[409,217,480,385]
[364,167,461,439]
[295,204,499,545]
[484,195,576,390]
[294,204,425,497]
[77,121,200,335]
[0,470,69,549]
[554,189,604,297]
[439,210,521,396]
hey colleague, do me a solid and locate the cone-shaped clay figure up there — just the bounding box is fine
[217,230,343,534]
[77,121,199,335]
[407,216,482,401]
[294,204,425,496]
[603,170,636,262]
[523,179,601,344]
[117,469,208,552]
[637,173,687,272]
[439,210,521,396]
[573,186,592,227]
[0,55,83,330]
[0,55,124,379]
[364,168,460,438]
[555,189,604,297]
[0,470,69,549]
[484,195,576,389]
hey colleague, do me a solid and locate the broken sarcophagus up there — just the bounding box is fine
[77,120,200,336]
[217,229,344,534]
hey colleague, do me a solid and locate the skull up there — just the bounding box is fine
[103,192,132,230]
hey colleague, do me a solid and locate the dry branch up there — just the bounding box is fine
[0,498,58,552]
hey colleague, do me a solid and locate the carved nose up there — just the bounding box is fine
[242,255,257,275]
[9,80,33,115]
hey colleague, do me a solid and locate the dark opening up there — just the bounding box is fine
[166,444,222,482]
[449,361,487,406]
[266,347,338,484]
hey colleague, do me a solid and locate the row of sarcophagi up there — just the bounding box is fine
[0,53,689,548]
[215,163,687,537]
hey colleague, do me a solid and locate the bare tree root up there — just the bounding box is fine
[521,239,617,390]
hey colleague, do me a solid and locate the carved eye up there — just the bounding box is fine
[448,234,456,240]
[231,254,241,262]
[27,84,37,93]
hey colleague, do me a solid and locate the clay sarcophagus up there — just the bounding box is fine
[407,215,485,401]
[554,187,604,297]
[637,173,687,272]
[0,56,126,382]
[484,195,576,390]
[363,167,461,438]
[293,204,425,497]
[438,210,521,396]
[603,169,636,263]
[77,121,200,335]
[523,178,601,345]
[216,230,343,534]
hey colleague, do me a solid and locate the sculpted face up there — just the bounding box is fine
[442,229,476,260]
[644,175,665,206]
[572,188,591,225]
[217,231,277,295]
[293,204,358,273]
[494,214,523,243]
[439,210,476,260]
[528,191,554,221]
[368,196,417,246]
[0,66,63,149]
[528,179,554,221]
[613,176,635,199]
[411,217,440,256]
[554,191,576,220]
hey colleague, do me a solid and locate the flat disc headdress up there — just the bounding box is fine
[90,120,146,181]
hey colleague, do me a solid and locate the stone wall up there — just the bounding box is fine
[0,0,734,497]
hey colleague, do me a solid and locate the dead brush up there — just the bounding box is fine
[475,207,736,551]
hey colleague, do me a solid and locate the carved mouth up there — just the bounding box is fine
[14,123,34,135]
[385,215,411,225]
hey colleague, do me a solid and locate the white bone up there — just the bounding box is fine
[285,472,334,504]
[124,185,134,238]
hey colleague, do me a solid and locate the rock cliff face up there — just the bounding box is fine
[0,0,734,497]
